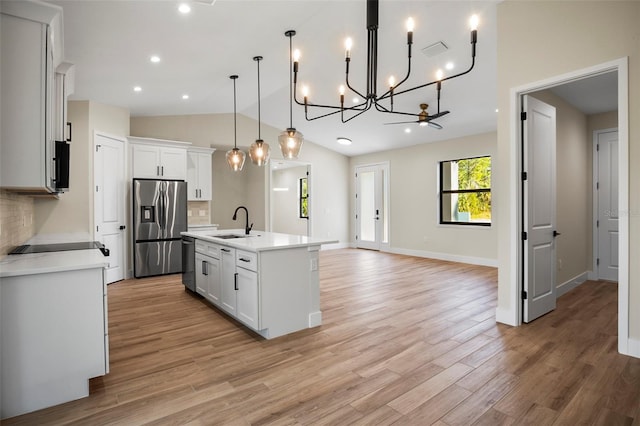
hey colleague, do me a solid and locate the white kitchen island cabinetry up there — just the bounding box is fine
[183,229,337,339]
[0,250,109,419]
[187,147,215,201]
[129,136,189,180]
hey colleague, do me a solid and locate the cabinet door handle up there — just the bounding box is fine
[161,166,164,176]
[157,165,160,176]
[202,260,208,276]
[66,122,72,142]
[234,272,238,291]
[221,248,230,253]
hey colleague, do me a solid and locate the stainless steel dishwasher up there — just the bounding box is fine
[181,236,195,291]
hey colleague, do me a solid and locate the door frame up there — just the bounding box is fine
[592,127,619,281]
[93,130,128,280]
[354,162,390,251]
[505,57,630,355]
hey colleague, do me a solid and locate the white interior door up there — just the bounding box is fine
[596,129,619,281]
[356,164,389,250]
[94,132,126,284]
[523,95,557,323]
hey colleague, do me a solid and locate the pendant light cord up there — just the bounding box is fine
[254,56,263,140]
[230,75,238,149]
[289,35,293,129]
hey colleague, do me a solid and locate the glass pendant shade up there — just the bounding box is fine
[278,128,304,159]
[249,139,270,166]
[226,147,245,171]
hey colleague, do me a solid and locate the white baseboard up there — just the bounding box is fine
[626,337,640,358]
[556,271,589,297]
[388,247,498,268]
[495,306,518,326]
[321,242,350,250]
[587,270,598,280]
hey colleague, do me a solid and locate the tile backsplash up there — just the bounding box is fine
[187,201,210,225]
[0,190,35,256]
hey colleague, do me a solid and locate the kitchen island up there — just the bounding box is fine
[182,229,337,339]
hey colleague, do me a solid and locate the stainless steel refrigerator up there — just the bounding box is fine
[133,179,187,278]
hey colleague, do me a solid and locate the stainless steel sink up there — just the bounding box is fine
[212,234,247,239]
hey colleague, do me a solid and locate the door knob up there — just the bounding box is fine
[553,230,561,237]
[119,225,126,230]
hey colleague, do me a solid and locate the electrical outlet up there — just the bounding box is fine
[187,210,192,217]
[558,258,563,270]
[310,258,318,271]
[199,211,206,216]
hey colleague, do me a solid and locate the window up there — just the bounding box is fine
[439,156,491,225]
[299,177,308,219]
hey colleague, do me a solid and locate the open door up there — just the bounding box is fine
[522,95,558,322]
[355,164,389,250]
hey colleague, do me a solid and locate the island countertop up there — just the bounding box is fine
[181,229,338,252]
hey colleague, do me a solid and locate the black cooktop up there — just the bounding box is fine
[9,241,109,256]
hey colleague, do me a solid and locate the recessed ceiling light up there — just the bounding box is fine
[495,108,499,113]
[445,62,454,70]
[150,55,161,63]
[182,94,189,100]
[133,86,142,92]
[336,137,352,146]
[178,3,191,14]
[404,128,411,133]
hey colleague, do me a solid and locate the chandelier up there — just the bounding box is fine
[291,0,479,123]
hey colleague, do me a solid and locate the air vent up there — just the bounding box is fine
[421,41,449,58]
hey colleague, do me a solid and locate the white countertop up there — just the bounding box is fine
[0,249,109,278]
[182,229,338,252]
[188,224,219,229]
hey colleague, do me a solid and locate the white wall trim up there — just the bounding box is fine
[503,57,631,358]
[495,306,518,326]
[556,271,588,298]
[627,338,640,358]
[321,242,351,250]
[389,247,497,268]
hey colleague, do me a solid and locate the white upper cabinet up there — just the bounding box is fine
[129,137,189,180]
[0,1,64,193]
[187,147,215,201]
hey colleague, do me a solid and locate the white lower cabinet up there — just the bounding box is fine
[196,242,259,331]
[195,252,221,305]
[236,266,259,330]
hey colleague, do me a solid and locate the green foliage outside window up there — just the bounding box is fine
[456,157,491,221]
[300,177,308,219]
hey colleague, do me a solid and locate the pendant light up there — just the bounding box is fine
[226,75,246,171]
[278,30,304,159]
[248,56,270,166]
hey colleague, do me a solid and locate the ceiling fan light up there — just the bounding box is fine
[249,139,271,166]
[278,129,304,159]
[226,147,246,171]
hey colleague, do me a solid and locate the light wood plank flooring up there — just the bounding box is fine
[4,249,639,425]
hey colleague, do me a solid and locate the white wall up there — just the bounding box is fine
[350,131,497,265]
[130,113,350,245]
[271,166,308,236]
[34,101,130,236]
[495,1,639,347]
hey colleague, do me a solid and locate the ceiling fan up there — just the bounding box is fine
[384,103,449,129]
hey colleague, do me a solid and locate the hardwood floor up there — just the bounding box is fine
[4,249,639,425]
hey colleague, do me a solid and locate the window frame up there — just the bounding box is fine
[439,155,492,227]
[299,177,308,219]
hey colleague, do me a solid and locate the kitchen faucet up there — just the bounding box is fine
[232,206,253,235]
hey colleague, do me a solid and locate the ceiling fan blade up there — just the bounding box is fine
[383,120,419,125]
[428,110,450,120]
[428,121,443,130]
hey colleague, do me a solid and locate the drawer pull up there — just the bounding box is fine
[221,248,231,252]
[239,258,250,263]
